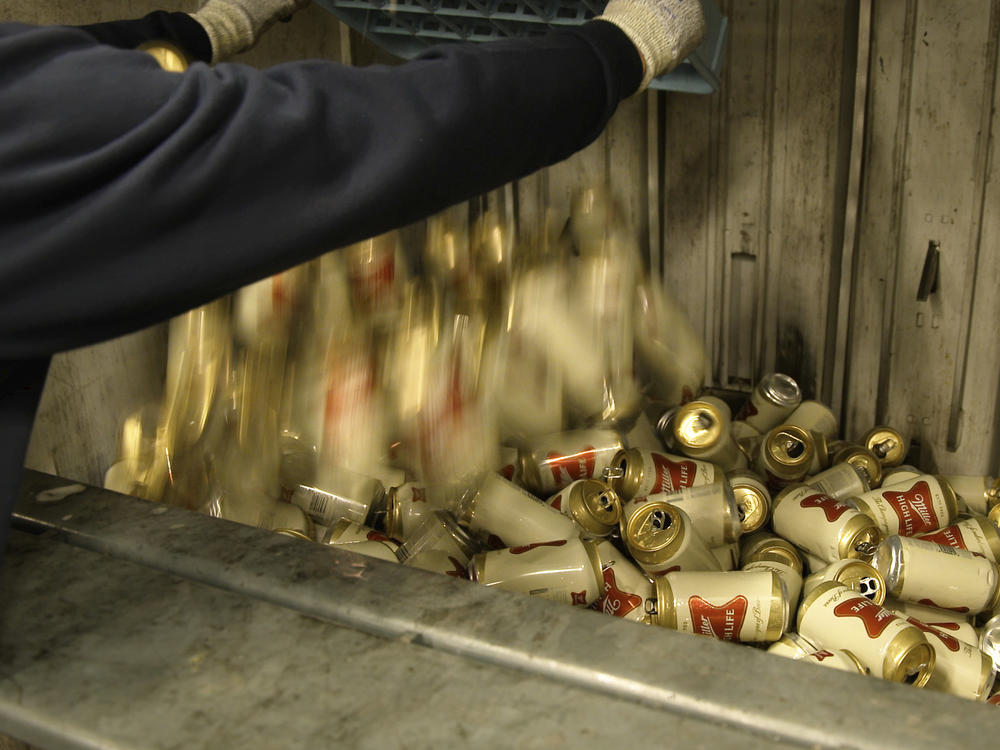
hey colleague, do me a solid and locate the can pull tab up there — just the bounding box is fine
[603,466,625,481]
[916,240,940,301]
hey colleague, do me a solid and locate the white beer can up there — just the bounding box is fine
[620,501,721,575]
[545,479,622,539]
[461,472,578,548]
[734,373,802,434]
[851,475,958,537]
[915,517,1000,563]
[605,447,716,501]
[591,540,655,622]
[801,559,886,605]
[771,485,882,564]
[903,617,996,700]
[804,462,870,501]
[518,428,624,496]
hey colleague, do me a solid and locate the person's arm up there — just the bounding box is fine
[0,20,642,359]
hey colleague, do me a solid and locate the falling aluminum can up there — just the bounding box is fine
[384,482,466,541]
[459,472,578,548]
[605,447,716,501]
[872,535,1000,615]
[851,475,959,538]
[672,398,747,472]
[591,540,655,622]
[647,570,788,643]
[801,559,886,605]
[545,479,622,539]
[288,466,386,528]
[734,373,802,434]
[469,536,604,607]
[797,582,935,686]
[518,428,625,496]
[397,511,478,579]
[620,501,721,575]
[771,484,882,564]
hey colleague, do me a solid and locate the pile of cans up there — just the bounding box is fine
[104,188,1000,704]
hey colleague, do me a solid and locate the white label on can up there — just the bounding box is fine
[668,571,777,642]
[476,539,600,606]
[917,519,995,562]
[894,536,998,614]
[471,473,577,546]
[645,452,715,496]
[772,488,860,563]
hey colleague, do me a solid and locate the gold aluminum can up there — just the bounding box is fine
[621,501,720,575]
[549,479,622,538]
[649,570,788,642]
[138,41,191,72]
[832,444,883,488]
[673,400,746,471]
[727,471,772,534]
[739,531,803,572]
[863,426,908,468]
[606,447,716,501]
[802,559,886,605]
[755,425,815,485]
[798,581,935,686]
[989,503,1000,529]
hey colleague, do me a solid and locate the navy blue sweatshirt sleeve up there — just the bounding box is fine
[74,11,213,63]
[0,20,641,360]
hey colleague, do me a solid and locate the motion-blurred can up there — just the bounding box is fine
[469,537,604,606]
[647,570,788,643]
[459,472,578,548]
[518,428,624,496]
[797,582,935,686]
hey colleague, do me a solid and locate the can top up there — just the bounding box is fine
[655,408,679,448]
[834,445,883,487]
[674,401,726,451]
[384,486,402,540]
[883,627,935,687]
[649,575,675,629]
[571,479,623,534]
[863,427,907,468]
[990,503,1000,529]
[758,373,802,408]
[764,425,815,472]
[623,502,683,559]
[870,535,903,593]
[729,472,772,534]
[842,517,882,563]
[826,559,886,605]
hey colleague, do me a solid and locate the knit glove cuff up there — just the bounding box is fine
[192,0,309,62]
[598,0,705,91]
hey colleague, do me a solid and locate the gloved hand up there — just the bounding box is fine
[191,0,311,62]
[598,0,706,91]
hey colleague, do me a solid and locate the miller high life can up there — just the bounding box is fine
[797,648,868,675]
[872,535,1000,615]
[766,632,818,659]
[771,484,883,564]
[621,501,721,575]
[804,462,870,501]
[753,425,815,489]
[784,399,838,439]
[915,517,1000,563]
[591,540,655,623]
[942,474,1000,516]
[321,520,402,563]
[734,373,802,434]
[605,447,716,501]
[384,482,466,541]
[903,617,996,700]
[654,480,743,548]
[797,582,936,685]
[862,426,908,468]
[545,479,622,539]
[802,559,886,606]
[518,428,624,497]
[459,472,578,548]
[850,475,959,538]
[727,471,772,534]
[741,532,804,609]
[672,399,747,472]
[830,444,883,488]
[469,536,604,607]
[881,465,923,488]
[647,570,788,643]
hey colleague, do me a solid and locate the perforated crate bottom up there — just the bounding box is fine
[316,0,726,93]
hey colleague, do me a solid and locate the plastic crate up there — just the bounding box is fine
[315,0,726,93]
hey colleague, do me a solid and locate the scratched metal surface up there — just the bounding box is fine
[6,470,1000,749]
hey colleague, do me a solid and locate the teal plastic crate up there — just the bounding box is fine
[315,0,726,93]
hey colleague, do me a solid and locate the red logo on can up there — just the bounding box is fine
[917,524,968,551]
[571,590,589,606]
[650,452,699,494]
[546,447,597,486]
[904,617,961,652]
[916,598,970,614]
[833,597,899,638]
[593,566,644,618]
[882,480,940,536]
[509,540,568,555]
[549,493,564,512]
[688,595,749,641]
[800,493,851,523]
[366,530,395,544]
[500,464,516,481]
[812,650,835,662]
[410,487,427,503]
